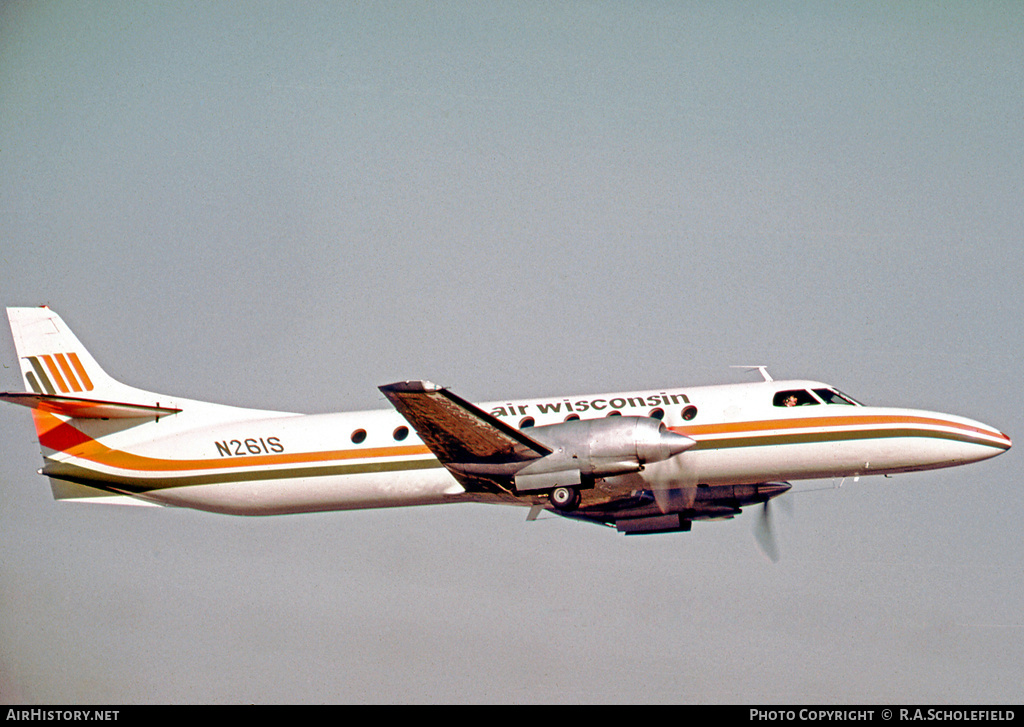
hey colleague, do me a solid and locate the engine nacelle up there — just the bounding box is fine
[512,416,695,493]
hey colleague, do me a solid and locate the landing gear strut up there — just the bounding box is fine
[549,486,580,512]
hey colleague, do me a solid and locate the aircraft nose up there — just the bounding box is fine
[873,408,1011,472]
[968,416,1011,452]
[944,414,1011,463]
[991,428,1011,454]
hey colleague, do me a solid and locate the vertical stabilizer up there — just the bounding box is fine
[2,307,177,505]
[8,307,119,396]
[3,307,178,417]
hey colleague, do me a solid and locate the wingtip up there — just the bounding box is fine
[378,380,443,394]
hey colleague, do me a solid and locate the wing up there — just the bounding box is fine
[379,380,551,494]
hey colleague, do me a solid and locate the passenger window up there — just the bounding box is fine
[773,390,818,407]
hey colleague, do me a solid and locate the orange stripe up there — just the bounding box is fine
[677,414,1001,442]
[55,354,83,392]
[32,409,67,440]
[41,413,1010,479]
[41,419,433,474]
[67,353,94,391]
[99,442,435,473]
[41,355,70,394]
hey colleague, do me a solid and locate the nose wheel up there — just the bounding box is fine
[549,486,581,512]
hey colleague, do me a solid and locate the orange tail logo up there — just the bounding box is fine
[25,353,94,395]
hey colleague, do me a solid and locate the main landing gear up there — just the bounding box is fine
[549,486,581,512]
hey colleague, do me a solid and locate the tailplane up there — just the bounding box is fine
[2,306,178,419]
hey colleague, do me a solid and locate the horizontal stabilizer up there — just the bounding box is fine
[0,391,181,419]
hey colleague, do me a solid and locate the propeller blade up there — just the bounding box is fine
[651,486,695,515]
[653,487,672,514]
[753,500,781,562]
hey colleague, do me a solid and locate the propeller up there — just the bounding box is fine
[753,499,781,562]
[653,486,694,515]
[654,486,672,514]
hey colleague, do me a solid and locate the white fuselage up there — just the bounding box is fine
[38,379,1010,516]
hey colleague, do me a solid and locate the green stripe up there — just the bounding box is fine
[44,456,446,494]
[693,426,1007,451]
[27,357,55,395]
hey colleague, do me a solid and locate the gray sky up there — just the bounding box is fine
[1,1,1022,704]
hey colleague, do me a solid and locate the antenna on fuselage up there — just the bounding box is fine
[731,365,774,382]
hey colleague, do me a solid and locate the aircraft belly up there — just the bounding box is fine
[140,469,461,516]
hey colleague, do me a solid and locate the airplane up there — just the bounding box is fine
[0,306,1012,546]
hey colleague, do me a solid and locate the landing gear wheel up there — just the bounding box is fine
[550,486,580,512]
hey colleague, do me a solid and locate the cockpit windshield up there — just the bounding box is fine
[813,388,862,406]
[773,388,863,407]
[773,390,818,407]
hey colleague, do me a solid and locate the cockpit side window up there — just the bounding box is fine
[773,389,818,407]
[813,388,862,406]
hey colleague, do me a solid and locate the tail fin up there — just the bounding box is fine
[2,307,179,418]
[9,306,118,395]
[3,307,176,506]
